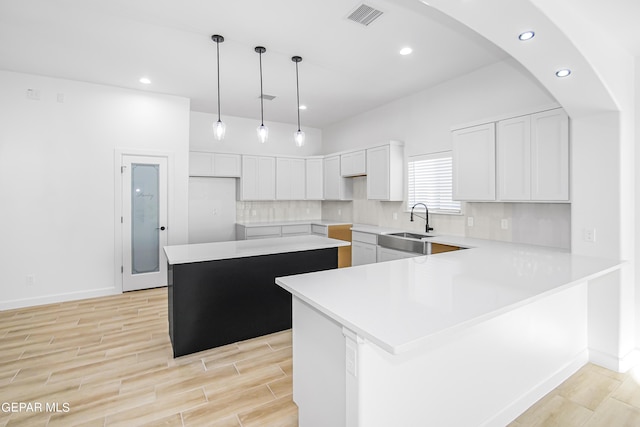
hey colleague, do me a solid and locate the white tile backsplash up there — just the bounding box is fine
[236,200,322,223]
[321,177,571,249]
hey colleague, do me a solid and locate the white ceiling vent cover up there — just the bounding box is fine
[347,4,384,26]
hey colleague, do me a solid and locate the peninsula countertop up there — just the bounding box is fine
[164,235,350,265]
[276,237,622,355]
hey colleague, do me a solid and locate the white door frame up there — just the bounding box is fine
[114,149,174,293]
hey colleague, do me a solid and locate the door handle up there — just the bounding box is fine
[157,226,166,231]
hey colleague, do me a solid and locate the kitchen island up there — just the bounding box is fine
[164,235,349,357]
[276,237,622,426]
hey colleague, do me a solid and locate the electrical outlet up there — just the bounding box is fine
[501,219,508,230]
[584,228,596,243]
[26,274,35,286]
[338,209,342,216]
[467,217,474,227]
[393,212,398,220]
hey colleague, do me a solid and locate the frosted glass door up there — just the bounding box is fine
[122,155,168,292]
[131,163,160,274]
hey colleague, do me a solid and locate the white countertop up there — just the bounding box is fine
[236,219,352,227]
[276,238,622,355]
[164,235,350,265]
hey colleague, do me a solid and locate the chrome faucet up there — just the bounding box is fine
[410,203,434,233]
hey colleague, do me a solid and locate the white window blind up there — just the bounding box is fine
[408,152,461,214]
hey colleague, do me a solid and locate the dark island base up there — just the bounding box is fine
[168,247,337,357]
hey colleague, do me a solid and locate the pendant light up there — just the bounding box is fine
[255,46,268,143]
[211,35,226,141]
[292,56,305,147]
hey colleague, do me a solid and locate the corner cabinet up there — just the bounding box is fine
[366,142,404,201]
[323,155,353,200]
[238,155,276,201]
[189,152,241,177]
[452,124,496,201]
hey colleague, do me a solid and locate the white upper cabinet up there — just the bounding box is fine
[239,155,276,200]
[453,123,496,201]
[496,108,569,202]
[366,142,404,201]
[497,116,531,200]
[189,152,241,177]
[276,157,306,200]
[305,157,324,200]
[323,155,353,200]
[530,109,569,201]
[340,150,366,177]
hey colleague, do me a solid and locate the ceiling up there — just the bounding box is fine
[0,0,509,128]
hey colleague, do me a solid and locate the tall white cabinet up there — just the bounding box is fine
[530,109,569,201]
[305,157,324,200]
[497,116,531,200]
[452,123,496,201]
[323,155,353,200]
[366,142,404,201]
[276,157,306,200]
[239,155,276,201]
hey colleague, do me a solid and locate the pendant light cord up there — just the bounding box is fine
[216,39,221,122]
[259,50,264,126]
[295,61,301,132]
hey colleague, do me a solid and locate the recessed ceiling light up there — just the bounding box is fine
[399,47,413,56]
[299,105,307,110]
[518,31,535,41]
[555,69,572,78]
[139,77,151,85]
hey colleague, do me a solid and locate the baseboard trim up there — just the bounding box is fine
[483,350,589,427]
[0,287,120,311]
[590,348,640,373]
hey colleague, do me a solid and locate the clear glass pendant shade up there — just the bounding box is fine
[294,130,305,147]
[257,124,269,144]
[213,120,226,141]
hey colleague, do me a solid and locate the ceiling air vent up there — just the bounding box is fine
[259,94,276,101]
[347,4,384,26]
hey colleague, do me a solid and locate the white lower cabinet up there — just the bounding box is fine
[376,246,420,263]
[282,224,311,236]
[351,231,378,266]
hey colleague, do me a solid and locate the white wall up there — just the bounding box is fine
[0,71,190,309]
[190,111,322,157]
[322,58,556,156]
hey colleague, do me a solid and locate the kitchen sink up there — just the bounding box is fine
[387,232,436,240]
[378,232,435,255]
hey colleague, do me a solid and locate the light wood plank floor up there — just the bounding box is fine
[1,288,640,426]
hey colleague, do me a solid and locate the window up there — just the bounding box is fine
[407,152,461,214]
